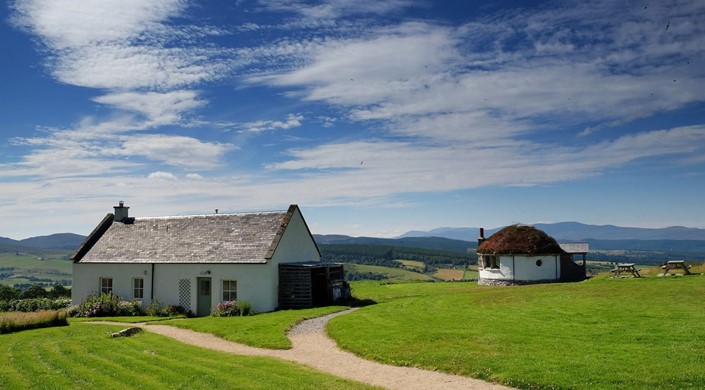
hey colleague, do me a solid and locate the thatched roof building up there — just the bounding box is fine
[476,225,586,285]
[478,225,564,255]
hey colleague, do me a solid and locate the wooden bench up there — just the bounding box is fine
[611,263,642,278]
[659,260,691,276]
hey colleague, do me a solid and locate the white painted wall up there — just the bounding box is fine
[478,255,560,282]
[72,207,321,314]
[71,263,152,306]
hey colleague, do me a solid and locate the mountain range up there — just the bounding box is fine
[0,233,85,253]
[398,222,705,242]
[2,222,705,255]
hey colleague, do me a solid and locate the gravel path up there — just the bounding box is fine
[89,310,511,390]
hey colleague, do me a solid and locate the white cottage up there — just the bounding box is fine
[71,202,327,315]
[477,225,587,285]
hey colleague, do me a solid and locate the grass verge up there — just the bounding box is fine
[69,315,185,324]
[0,310,68,334]
[161,306,349,349]
[0,323,374,389]
[330,276,705,389]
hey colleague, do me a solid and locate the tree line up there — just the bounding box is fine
[319,244,474,267]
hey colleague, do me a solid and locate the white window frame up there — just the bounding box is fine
[133,277,144,299]
[222,280,237,302]
[99,277,113,294]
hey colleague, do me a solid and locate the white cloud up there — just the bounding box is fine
[147,171,178,181]
[251,23,459,105]
[118,134,234,169]
[239,114,304,133]
[51,43,229,90]
[257,0,415,19]
[266,125,705,193]
[11,0,187,49]
[93,90,206,126]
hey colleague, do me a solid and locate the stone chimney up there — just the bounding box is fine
[478,227,486,247]
[114,201,130,222]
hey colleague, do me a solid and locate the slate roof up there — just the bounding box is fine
[477,225,565,255]
[558,242,589,254]
[73,206,301,264]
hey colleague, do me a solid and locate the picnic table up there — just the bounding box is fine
[611,263,642,278]
[659,260,691,276]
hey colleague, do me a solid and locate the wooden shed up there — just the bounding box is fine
[278,262,347,309]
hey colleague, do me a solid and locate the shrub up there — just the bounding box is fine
[48,284,71,299]
[0,310,68,334]
[211,300,254,317]
[238,301,253,316]
[74,293,143,317]
[166,304,188,316]
[20,285,49,299]
[146,299,167,317]
[0,298,71,312]
[0,285,20,301]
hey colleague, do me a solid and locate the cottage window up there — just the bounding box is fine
[99,277,113,294]
[222,280,237,301]
[479,255,500,269]
[479,255,488,268]
[133,278,144,299]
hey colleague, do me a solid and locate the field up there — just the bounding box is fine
[0,323,373,389]
[393,259,425,271]
[329,274,705,389]
[0,253,72,287]
[349,262,476,282]
[345,263,434,281]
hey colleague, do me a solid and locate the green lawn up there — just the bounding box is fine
[160,306,349,349]
[0,323,374,390]
[329,276,705,389]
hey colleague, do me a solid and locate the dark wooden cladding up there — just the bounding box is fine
[278,263,345,309]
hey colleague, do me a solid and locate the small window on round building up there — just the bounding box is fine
[536,259,543,267]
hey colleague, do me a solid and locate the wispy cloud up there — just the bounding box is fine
[239,114,304,133]
[248,0,705,191]
[6,0,237,180]
[118,134,233,169]
[256,0,416,19]
[93,90,206,126]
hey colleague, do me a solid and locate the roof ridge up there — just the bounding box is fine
[134,210,288,220]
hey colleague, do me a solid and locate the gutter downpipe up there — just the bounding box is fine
[555,256,558,280]
[151,263,155,301]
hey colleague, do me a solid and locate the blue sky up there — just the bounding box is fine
[1,0,704,240]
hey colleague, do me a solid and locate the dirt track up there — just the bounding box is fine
[91,309,511,390]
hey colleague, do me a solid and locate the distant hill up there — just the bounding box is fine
[314,234,472,253]
[19,233,86,250]
[399,222,705,242]
[0,233,85,253]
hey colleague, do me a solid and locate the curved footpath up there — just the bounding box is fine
[92,309,511,390]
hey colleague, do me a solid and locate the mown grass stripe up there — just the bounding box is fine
[0,338,31,390]
[1,321,373,390]
[52,325,164,389]
[7,331,75,388]
[74,326,190,388]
